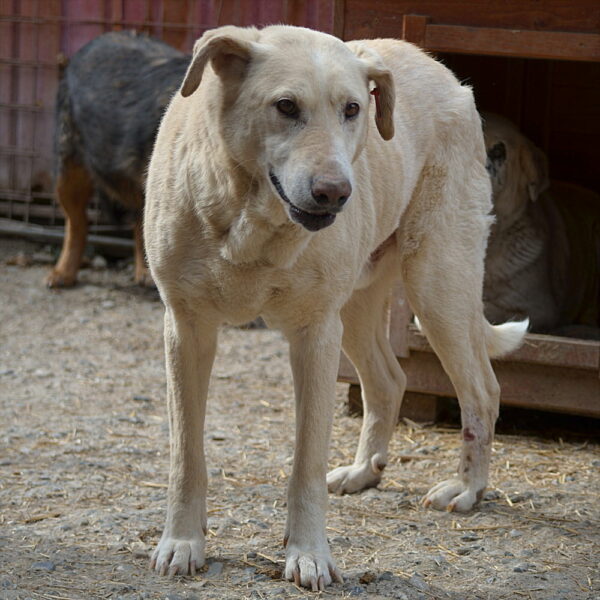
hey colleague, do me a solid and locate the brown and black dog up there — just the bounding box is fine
[47,31,190,287]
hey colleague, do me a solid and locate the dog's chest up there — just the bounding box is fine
[199,262,289,325]
[200,255,341,328]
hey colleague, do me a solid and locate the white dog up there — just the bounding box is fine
[144,25,527,590]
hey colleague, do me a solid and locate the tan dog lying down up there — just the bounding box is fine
[144,25,527,590]
[483,112,600,338]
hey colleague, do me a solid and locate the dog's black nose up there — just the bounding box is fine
[311,176,352,210]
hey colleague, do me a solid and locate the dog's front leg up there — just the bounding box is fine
[151,307,217,577]
[284,314,344,591]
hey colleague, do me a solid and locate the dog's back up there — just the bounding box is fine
[55,31,190,207]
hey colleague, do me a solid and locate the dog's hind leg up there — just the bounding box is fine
[150,307,217,576]
[46,160,93,288]
[400,226,505,512]
[327,271,406,495]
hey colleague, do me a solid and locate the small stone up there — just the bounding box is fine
[483,490,501,501]
[348,585,365,596]
[415,536,432,545]
[31,561,56,572]
[101,300,116,309]
[358,571,377,584]
[206,561,223,578]
[431,554,447,567]
[460,533,480,542]
[409,574,429,591]
[130,541,150,559]
[378,571,394,581]
[33,369,52,378]
[513,563,532,573]
[91,255,108,269]
[331,536,351,547]
[508,491,534,503]
[509,529,522,538]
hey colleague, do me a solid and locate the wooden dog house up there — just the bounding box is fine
[337,1,600,419]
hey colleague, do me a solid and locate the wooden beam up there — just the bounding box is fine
[408,327,600,372]
[425,23,600,62]
[402,14,600,62]
[402,14,428,47]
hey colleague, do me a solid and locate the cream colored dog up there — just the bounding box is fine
[144,25,527,590]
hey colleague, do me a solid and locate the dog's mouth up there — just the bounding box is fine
[269,171,336,232]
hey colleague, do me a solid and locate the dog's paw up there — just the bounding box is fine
[134,267,156,288]
[150,535,205,577]
[422,478,483,513]
[284,544,343,591]
[46,269,76,288]
[327,455,385,494]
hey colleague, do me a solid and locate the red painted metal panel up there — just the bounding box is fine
[0,0,337,221]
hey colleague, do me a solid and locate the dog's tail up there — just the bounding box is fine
[485,319,529,358]
[414,316,528,359]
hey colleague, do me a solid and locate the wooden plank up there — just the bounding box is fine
[407,326,600,371]
[399,350,600,418]
[348,384,443,422]
[344,1,600,40]
[424,24,600,62]
[402,14,427,47]
[332,0,346,38]
[0,217,134,250]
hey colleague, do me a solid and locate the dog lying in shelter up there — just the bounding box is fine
[144,25,528,590]
[483,113,600,338]
[47,31,190,288]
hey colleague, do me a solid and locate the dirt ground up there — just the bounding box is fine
[1,237,599,600]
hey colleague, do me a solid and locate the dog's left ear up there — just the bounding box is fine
[351,44,395,140]
[181,26,259,97]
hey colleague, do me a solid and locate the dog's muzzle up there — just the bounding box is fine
[269,171,337,232]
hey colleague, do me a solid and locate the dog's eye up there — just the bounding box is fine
[276,98,298,117]
[345,102,360,119]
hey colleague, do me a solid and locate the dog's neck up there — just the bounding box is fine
[219,196,312,269]
[187,139,312,269]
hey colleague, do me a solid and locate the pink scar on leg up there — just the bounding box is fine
[463,427,476,441]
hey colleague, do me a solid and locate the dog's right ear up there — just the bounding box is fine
[181,26,258,97]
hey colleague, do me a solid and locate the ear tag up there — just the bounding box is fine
[370,87,382,119]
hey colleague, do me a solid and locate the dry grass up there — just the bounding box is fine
[1,240,598,599]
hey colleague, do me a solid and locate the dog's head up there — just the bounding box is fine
[181,25,395,232]
[482,112,549,224]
